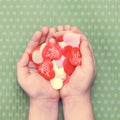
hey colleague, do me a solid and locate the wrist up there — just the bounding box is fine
[62,93,91,105]
[61,92,94,120]
[61,88,91,100]
[29,97,59,120]
[30,97,58,108]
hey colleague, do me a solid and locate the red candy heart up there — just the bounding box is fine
[63,45,72,57]
[63,58,75,75]
[56,35,63,42]
[38,61,55,80]
[69,47,82,66]
[42,42,62,61]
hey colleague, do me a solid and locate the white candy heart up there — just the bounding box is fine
[59,41,68,49]
[63,33,81,47]
[32,43,46,64]
[32,50,43,63]
[50,78,63,90]
[52,60,66,78]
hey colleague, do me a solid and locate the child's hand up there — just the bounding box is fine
[17,27,59,101]
[58,26,96,99]
[57,25,96,120]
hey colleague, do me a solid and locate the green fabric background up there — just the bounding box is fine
[0,0,120,120]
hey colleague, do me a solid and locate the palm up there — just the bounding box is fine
[60,66,94,98]
[24,61,59,99]
[26,72,59,99]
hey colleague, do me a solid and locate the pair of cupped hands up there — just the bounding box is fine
[16,25,96,102]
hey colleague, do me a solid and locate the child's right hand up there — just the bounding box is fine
[17,27,60,120]
[16,27,59,101]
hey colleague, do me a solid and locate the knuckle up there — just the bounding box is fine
[57,25,63,30]
[34,31,40,35]
[50,27,56,33]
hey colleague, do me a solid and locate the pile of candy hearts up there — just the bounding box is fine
[29,31,82,90]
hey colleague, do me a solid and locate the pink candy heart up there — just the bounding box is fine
[63,32,81,47]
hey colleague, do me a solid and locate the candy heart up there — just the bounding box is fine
[69,47,82,66]
[63,58,75,75]
[55,56,65,68]
[63,32,81,47]
[42,42,62,60]
[29,46,40,62]
[50,78,63,90]
[38,61,55,80]
[52,61,66,78]
[56,35,63,42]
[29,43,46,64]
[58,41,68,49]
[63,45,73,57]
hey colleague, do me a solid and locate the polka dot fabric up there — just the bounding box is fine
[0,0,120,119]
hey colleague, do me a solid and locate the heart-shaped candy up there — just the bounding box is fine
[63,45,72,57]
[38,61,55,80]
[58,41,68,49]
[68,47,81,66]
[55,56,65,68]
[63,32,81,47]
[29,43,46,64]
[56,35,63,42]
[52,60,66,78]
[50,77,63,90]
[42,42,62,60]
[63,57,75,75]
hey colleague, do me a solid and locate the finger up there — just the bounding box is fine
[88,42,96,67]
[46,27,56,42]
[88,42,96,75]
[81,34,96,68]
[25,31,42,54]
[80,33,88,42]
[80,34,96,74]
[57,25,64,31]
[17,52,30,82]
[40,26,49,44]
[64,25,71,31]
[49,38,56,44]
[71,26,82,33]
[80,41,94,70]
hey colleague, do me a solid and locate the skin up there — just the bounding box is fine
[17,25,96,120]
[17,27,59,120]
[58,25,96,120]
